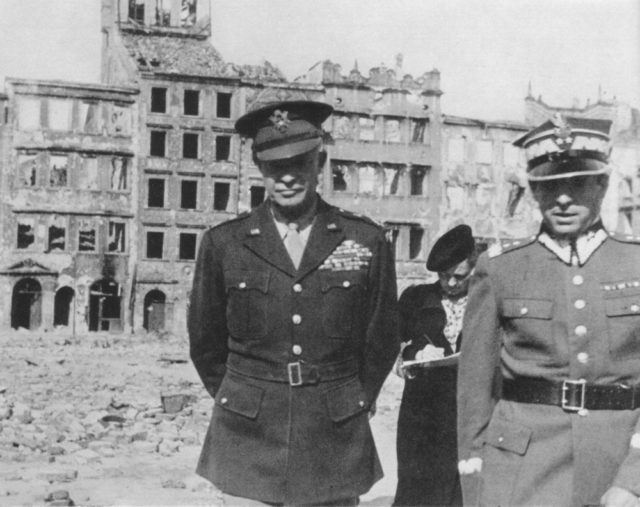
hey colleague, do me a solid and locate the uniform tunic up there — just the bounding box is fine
[188,198,399,505]
[457,228,640,506]
[394,283,463,507]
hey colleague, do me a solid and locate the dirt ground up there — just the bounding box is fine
[0,331,404,506]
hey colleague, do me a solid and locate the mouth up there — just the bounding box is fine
[277,188,303,198]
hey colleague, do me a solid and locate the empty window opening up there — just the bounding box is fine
[143,289,166,332]
[150,130,166,157]
[17,153,37,186]
[331,162,354,192]
[184,90,200,116]
[181,180,197,209]
[148,178,165,207]
[48,99,73,131]
[49,154,68,187]
[108,222,126,252]
[48,224,66,252]
[146,231,164,259]
[359,117,375,141]
[17,221,35,249]
[358,165,379,194]
[250,186,265,208]
[383,166,401,195]
[155,0,171,25]
[129,0,145,23]
[54,287,74,327]
[412,120,427,143]
[78,222,96,251]
[80,101,102,134]
[80,156,99,190]
[181,0,196,26]
[151,87,167,113]
[216,93,232,118]
[110,157,128,190]
[17,98,41,131]
[89,279,122,332]
[409,227,424,260]
[332,167,347,191]
[179,233,197,260]
[215,135,231,161]
[183,132,199,159]
[213,182,231,211]
[110,105,130,135]
[410,166,427,196]
[11,278,42,330]
[386,226,400,260]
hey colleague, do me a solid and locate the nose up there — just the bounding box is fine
[556,192,573,208]
[447,277,457,287]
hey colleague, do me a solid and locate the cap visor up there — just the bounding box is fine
[255,137,322,161]
[527,160,611,181]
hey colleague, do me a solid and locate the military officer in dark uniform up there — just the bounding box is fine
[188,89,399,506]
[457,115,640,507]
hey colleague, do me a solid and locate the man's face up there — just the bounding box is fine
[438,259,474,298]
[258,149,324,219]
[531,175,608,240]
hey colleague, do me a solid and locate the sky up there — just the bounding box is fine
[0,0,638,122]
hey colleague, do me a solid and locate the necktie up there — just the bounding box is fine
[284,222,305,269]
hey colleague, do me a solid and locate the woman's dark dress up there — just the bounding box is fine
[393,283,463,507]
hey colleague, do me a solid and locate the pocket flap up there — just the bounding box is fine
[503,298,553,320]
[325,378,368,422]
[605,295,640,317]
[320,273,363,293]
[215,375,264,419]
[224,270,270,294]
[485,417,532,455]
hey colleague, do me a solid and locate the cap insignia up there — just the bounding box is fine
[269,109,291,133]
[551,113,573,150]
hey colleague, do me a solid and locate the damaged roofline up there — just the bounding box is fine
[6,78,139,97]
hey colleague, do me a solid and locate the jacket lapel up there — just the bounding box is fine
[242,203,297,277]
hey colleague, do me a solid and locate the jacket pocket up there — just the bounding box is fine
[604,292,640,359]
[503,298,553,320]
[224,270,270,340]
[325,377,368,423]
[215,374,264,420]
[320,272,365,339]
[484,417,532,455]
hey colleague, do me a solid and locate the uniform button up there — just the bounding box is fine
[238,282,247,289]
[292,314,302,325]
[631,304,640,313]
[358,400,365,408]
[577,352,589,364]
[220,397,228,405]
[498,436,504,443]
[578,408,589,417]
[343,280,351,288]
[293,283,303,293]
[575,325,587,337]
[292,344,302,356]
[574,299,586,310]
[572,275,584,286]
[519,307,528,316]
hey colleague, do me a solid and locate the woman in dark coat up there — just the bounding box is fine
[393,224,477,507]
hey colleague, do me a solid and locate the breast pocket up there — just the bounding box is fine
[604,291,640,359]
[502,298,556,360]
[225,270,270,340]
[320,273,365,339]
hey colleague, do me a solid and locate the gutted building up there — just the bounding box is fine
[0,79,139,332]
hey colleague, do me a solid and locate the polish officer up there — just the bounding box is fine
[188,89,399,506]
[457,115,640,507]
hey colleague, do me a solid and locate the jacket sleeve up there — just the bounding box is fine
[360,228,400,404]
[457,254,502,496]
[188,229,229,398]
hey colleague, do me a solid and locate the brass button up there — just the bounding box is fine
[572,275,584,286]
[292,314,302,325]
[577,352,589,364]
[238,282,247,289]
[498,436,504,443]
[220,397,228,405]
[578,409,589,417]
[574,300,586,310]
[575,325,587,337]
[520,307,528,316]
[358,400,365,408]
[293,283,302,293]
[292,345,302,356]
[343,280,351,288]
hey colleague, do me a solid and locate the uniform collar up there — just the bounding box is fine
[537,220,608,266]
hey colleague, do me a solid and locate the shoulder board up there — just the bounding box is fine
[335,207,383,228]
[208,211,251,231]
[609,231,640,244]
[488,235,537,258]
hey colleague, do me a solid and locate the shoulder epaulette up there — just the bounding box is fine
[609,231,640,244]
[335,207,383,228]
[208,211,251,232]
[487,235,537,258]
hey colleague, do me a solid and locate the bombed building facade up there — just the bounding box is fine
[0,0,637,334]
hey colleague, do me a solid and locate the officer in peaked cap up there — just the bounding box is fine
[457,113,640,507]
[394,224,477,507]
[188,89,399,505]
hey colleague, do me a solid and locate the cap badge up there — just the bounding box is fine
[269,109,291,133]
[551,113,573,150]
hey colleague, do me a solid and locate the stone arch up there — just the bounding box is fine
[143,289,166,332]
[54,286,75,327]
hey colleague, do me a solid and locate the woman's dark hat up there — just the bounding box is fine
[426,224,475,272]
[235,88,333,161]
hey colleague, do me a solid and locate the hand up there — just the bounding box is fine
[393,341,413,379]
[601,486,638,507]
[415,344,446,362]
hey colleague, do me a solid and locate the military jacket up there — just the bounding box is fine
[457,230,640,506]
[188,198,399,505]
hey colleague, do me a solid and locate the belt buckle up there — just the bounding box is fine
[561,379,586,412]
[288,362,303,387]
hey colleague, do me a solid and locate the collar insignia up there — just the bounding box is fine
[249,228,261,236]
[269,109,291,133]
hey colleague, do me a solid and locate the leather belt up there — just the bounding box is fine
[226,353,359,387]
[502,377,640,412]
